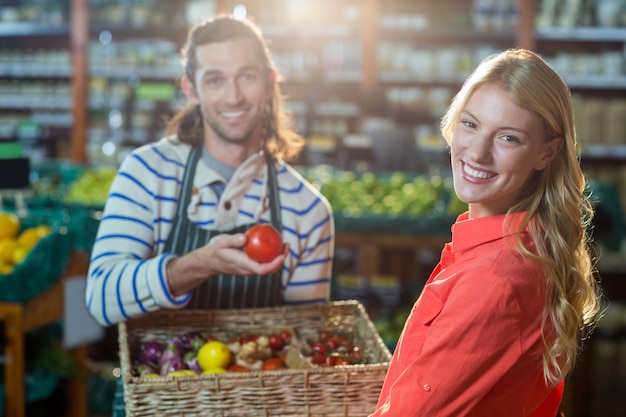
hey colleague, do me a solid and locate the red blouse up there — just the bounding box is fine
[370,212,563,417]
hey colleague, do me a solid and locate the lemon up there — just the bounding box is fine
[12,245,29,265]
[36,225,52,235]
[0,213,20,240]
[0,238,19,264]
[0,260,13,274]
[17,228,43,250]
[166,369,197,377]
[197,341,231,371]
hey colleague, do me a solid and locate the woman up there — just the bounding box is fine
[370,49,602,417]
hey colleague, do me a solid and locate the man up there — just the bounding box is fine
[85,15,335,417]
[85,14,334,325]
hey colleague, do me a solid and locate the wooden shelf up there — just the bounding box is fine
[335,232,448,281]
[0,252,89,417]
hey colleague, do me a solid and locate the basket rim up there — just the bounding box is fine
[126,360,391,385]
[119,300,392,384]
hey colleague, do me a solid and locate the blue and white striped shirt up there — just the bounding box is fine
[85,136,334,326]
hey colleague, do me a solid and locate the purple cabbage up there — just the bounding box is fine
[189,334,205,353]
[177,331,205,353]
[158,340,184,376]
[138,341,165,366]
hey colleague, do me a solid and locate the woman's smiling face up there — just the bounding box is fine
[450,85,561,218]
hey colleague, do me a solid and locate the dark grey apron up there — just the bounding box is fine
[163,146,284,309]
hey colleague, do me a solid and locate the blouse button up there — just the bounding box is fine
[423,384,431,392]
[192,187,199,195]
[224,201,232,210]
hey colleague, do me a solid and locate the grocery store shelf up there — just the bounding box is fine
[336,232,449,284]
[563,75,626,90]
[380,28,517,43]
[0,22,70,37]
[597,249,626,274]
[536,27,626,42]
[0,96,72,110]
[583,144,626,160]
[89,66,181,80]
[0,65,71,78]
[379,71,467,84]
[262,23,358,39]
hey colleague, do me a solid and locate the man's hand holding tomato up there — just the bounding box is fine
[166,225,288,297]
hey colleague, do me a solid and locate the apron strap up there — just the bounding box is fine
[265,152,282,232]
[163,147,201,255]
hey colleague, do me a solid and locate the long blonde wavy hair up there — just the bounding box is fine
[440,49,602,385]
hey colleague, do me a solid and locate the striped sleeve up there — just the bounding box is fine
[85,144,191,326]
[280,164,335,305]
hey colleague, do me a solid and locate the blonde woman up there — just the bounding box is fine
[370,49,601,417]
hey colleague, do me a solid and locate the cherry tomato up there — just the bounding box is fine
[227,364,252,373]
[335,357,352,366]
[239,334,258,344]
[325,353,339,367]
[280,329,292,344]
[268,333,285,350]
[317,330,332,342]
[325,337,341,352]
[244,224,283,263]
[310,352,326,365]
[261,358,286,371]
[349,347,363,363]
[311,342,326,356]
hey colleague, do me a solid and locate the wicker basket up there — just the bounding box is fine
[118,300,391,417]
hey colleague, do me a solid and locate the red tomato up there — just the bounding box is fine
[268,333,285,350]
[261,358,286,371]
[244,224,283,263]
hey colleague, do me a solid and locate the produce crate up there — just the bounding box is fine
[0,209,74,304]
[333,211,456,236]
[118,300,391,417]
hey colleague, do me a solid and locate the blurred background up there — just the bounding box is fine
[0,1,625,416]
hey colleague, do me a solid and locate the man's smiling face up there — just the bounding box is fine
[189,37,273,148]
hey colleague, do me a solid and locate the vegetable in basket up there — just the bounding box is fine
[138,341,164,367]
[158,340,184,376]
